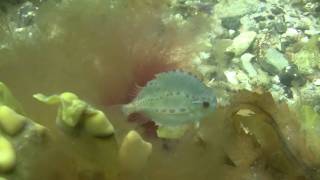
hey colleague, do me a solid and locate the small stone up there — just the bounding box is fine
[284,28,300,38]
[17,1,38,27]
[262,48,289,74]
[315,5,320,14]
[240,53,257,77]
[83,110,114,137]
[226,31,257,56]
[228,29,237,38]
[271,6,284,15]
[258,22,267,29]
[221,16,241,30]
[304,29,320,36]
[197,64,215,79]
[224,70,238,85]
[253,15,266,22]
[119,130,152,173]
[0,106,26,136]
[279,65,306,87]
[0,136,16,172]
[267,14,275,20]
[274,21,287,34]
[313,79,320,86]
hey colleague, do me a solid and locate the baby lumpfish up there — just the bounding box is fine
[122,70,217,138]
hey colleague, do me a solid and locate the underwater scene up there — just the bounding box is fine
[0,0,320,179]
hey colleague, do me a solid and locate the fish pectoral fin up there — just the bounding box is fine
[156,125,189,139]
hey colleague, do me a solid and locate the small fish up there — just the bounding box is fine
[122,70,217,138]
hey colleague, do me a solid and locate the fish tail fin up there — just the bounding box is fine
[122,104,135,116]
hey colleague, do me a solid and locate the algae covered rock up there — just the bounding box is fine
[292,36,320,74]
[119,130,152,173]
[0,136,16,173]
[34,92,114,137]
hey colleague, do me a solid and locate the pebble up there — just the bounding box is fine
[313,79,320,86]
[283,28,300,38]
[271,6,284,15]
[274,21,287,34]
[240,53,258,77]
[263,48,289,73]
[221,16,241,30]
[226,31,257,56]
[224,70,239,85]
[279,65,305,87]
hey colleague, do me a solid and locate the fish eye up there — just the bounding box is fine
[202,101,210,108]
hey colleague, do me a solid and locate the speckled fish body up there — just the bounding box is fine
[122,70,217,127]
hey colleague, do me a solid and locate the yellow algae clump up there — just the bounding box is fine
[0,106,27,136]
[33,92,87,128]
[34,92,114,137]
[119,130,152,173]
[0,136,16,172]
[83,110,114,137]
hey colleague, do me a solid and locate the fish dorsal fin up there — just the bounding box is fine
[136,70,210,99]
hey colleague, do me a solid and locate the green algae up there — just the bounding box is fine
[292,36,320,74]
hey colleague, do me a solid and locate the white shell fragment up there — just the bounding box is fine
[83,110,114,137]
[119,130,152,173]
[0,136,16,172]
[0,106,26,136]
